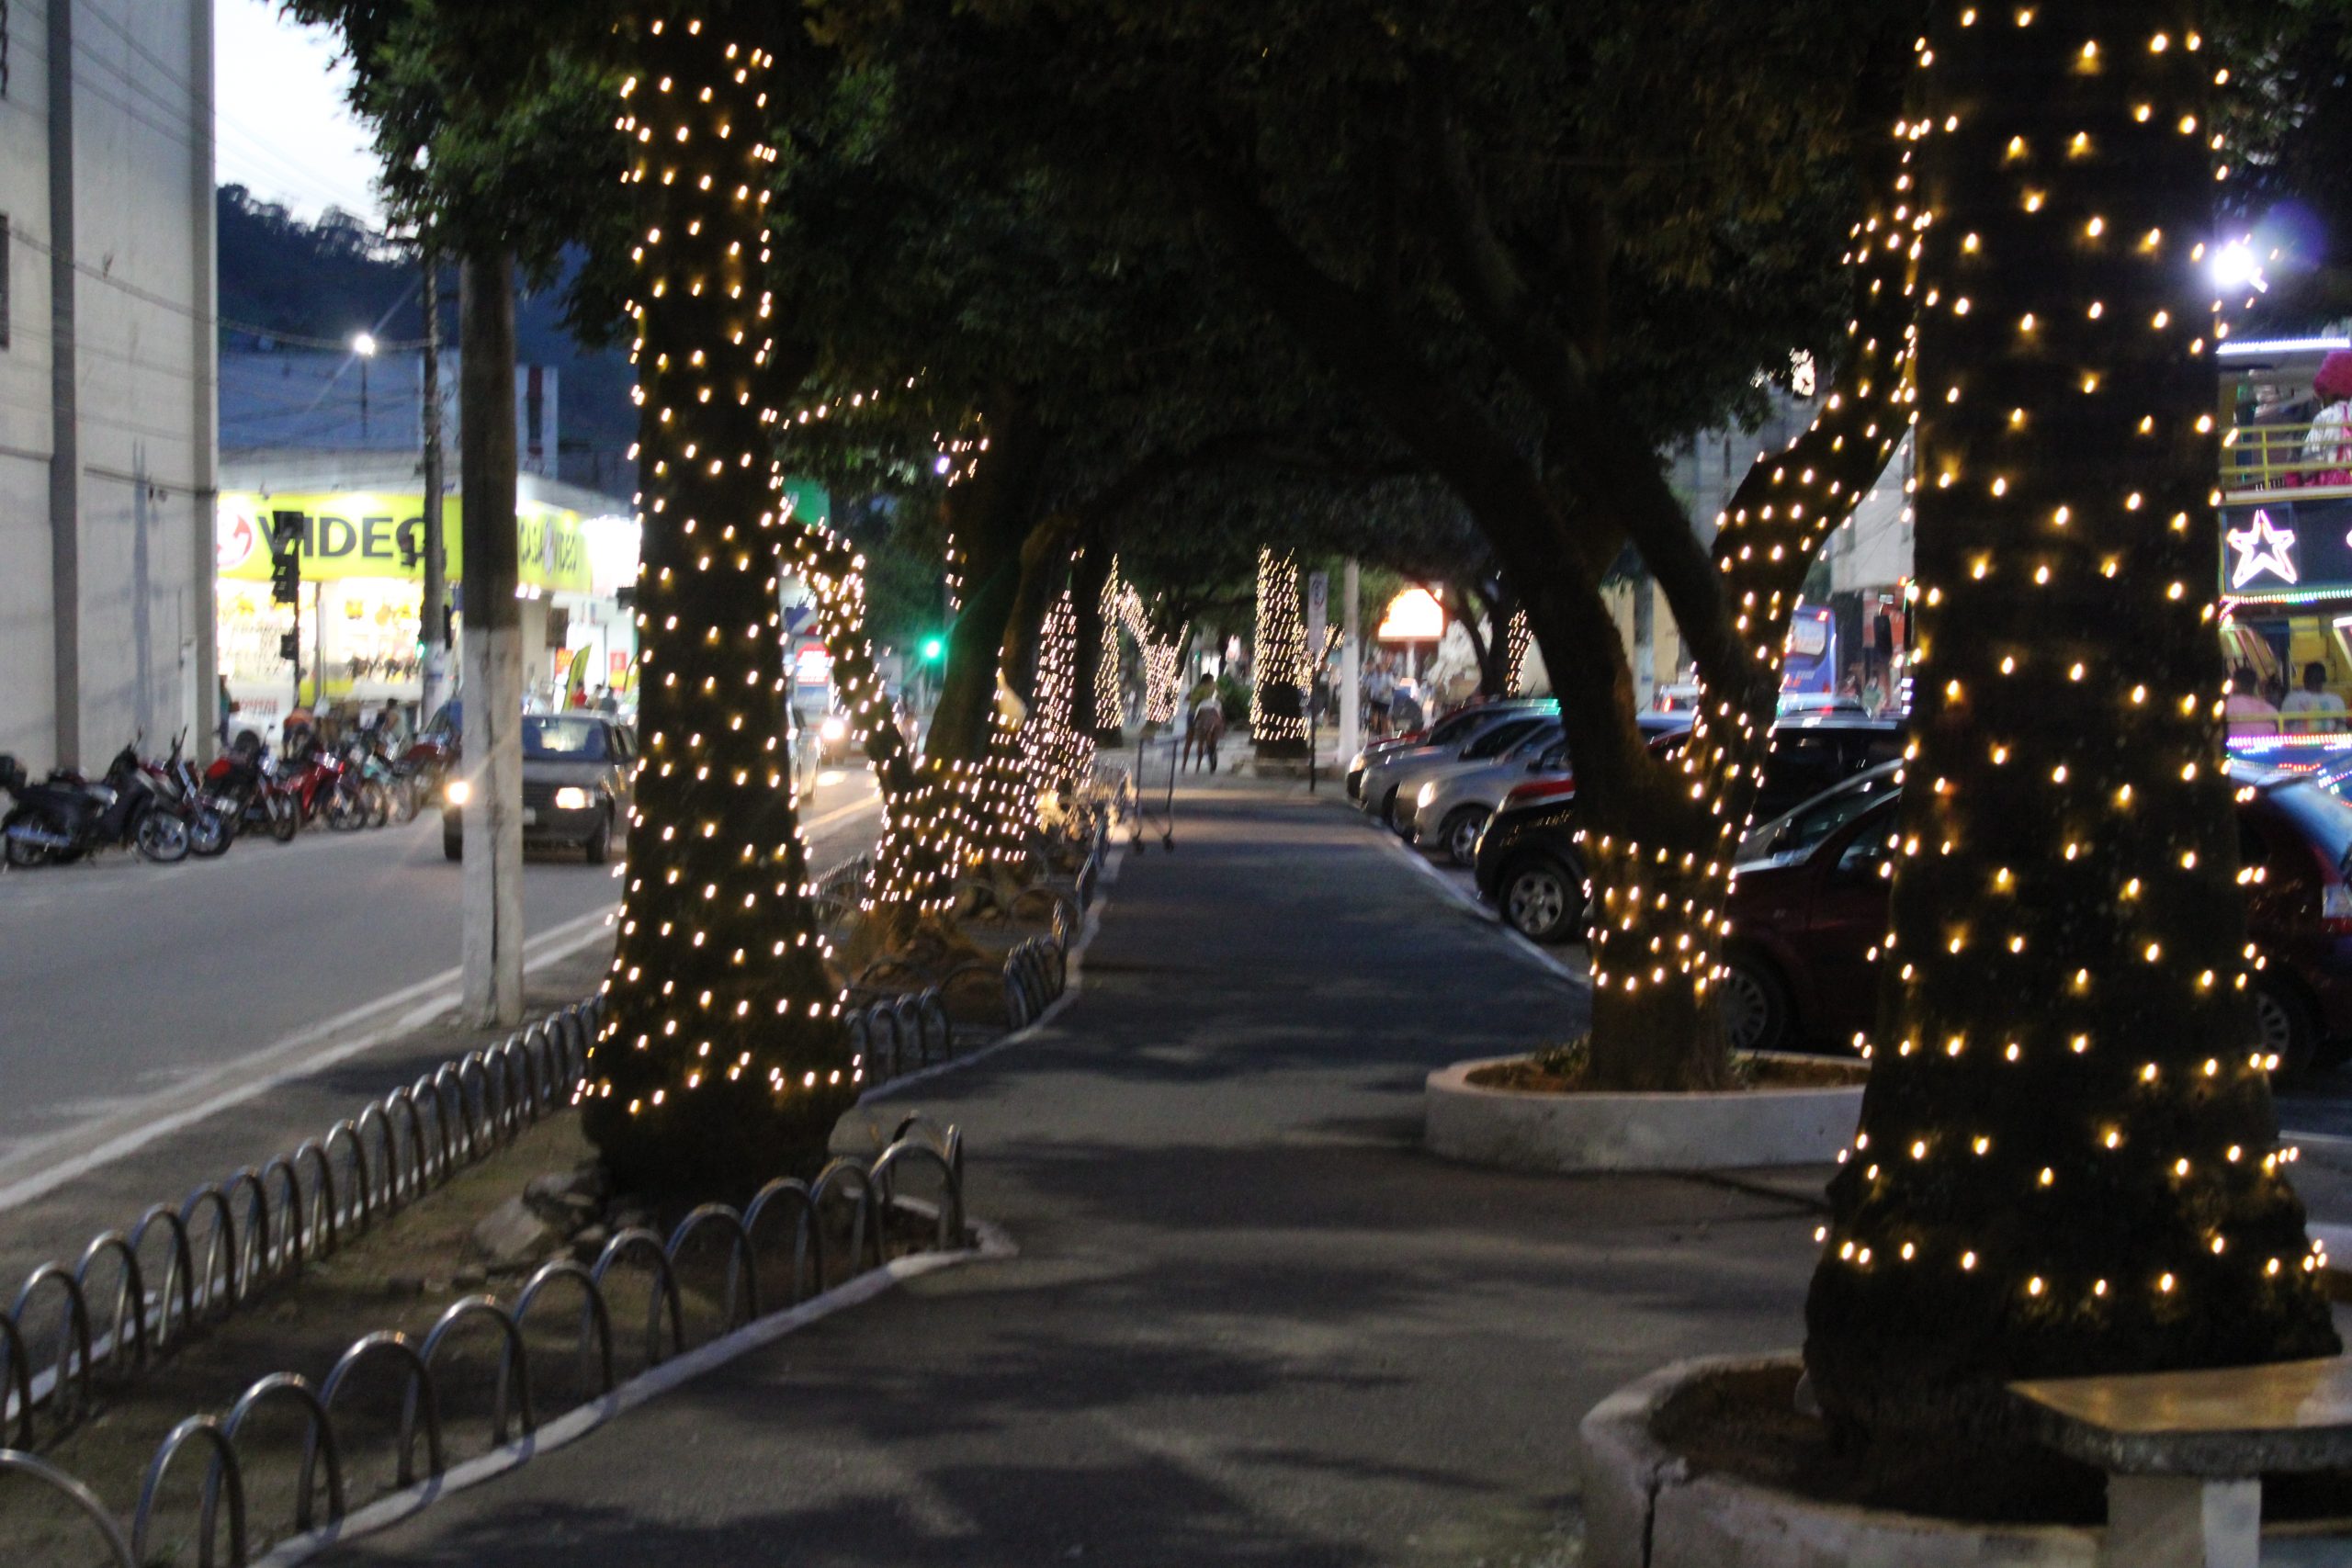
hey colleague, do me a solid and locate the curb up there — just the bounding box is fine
[254,1222,1019,1565]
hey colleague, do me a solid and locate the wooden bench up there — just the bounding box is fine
[2012,1356,2352,1568]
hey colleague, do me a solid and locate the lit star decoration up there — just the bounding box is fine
[1250,548,1310,753]
[1804,1,2335,1434]
[581,16,859,1192]
[2223,507,2297,589]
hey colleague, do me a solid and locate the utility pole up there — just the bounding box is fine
[459,251,524,1027]
[1339,559,1362,768]
[419,245,450,722]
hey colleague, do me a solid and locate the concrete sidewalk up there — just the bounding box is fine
[330,776,1826,1568]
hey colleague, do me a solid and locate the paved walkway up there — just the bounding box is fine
[332,775,1826,1567]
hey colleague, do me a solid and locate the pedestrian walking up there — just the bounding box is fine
[1188,685,1225,773]
[2281,661,2347,734]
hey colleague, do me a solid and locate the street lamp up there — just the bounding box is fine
[353,331,378,440]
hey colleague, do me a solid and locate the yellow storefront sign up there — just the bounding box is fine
[215,491,594,595]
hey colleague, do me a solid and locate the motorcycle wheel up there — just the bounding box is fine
[3,809,51,868]
[366,782,391,829]
[325,789,364,832]
[268,796,300,843]
[387,780,419,826]
[190,811,232,856]
[137,812,192,863]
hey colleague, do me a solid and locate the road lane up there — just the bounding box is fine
[0,770,884,1160]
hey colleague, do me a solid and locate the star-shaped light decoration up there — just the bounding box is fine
[2226,509,2299,589]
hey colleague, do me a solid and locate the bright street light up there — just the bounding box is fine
[2211,241,2267,296]
[352,331,379,357]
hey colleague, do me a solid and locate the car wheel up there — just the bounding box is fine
[1720,953,1794,1055]
[1379,786,1402,829]
[582,807,612,864]
[443,831,463,862]
[1503,858,1578,944]
[1441,807,1489,866]
[2253,979,2318,1081]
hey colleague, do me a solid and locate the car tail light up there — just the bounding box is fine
[2324,883,2352,935]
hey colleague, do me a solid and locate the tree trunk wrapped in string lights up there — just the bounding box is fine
[1250,547,1309,757]
[1805,0,2336,1444]
[583,17,856,1195]
[1081,549,1125,739]
[1574,158,1919,1090]
[1504,609,1531,695]
[1116,582,1188,726]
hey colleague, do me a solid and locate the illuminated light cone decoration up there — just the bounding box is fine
[1505,609,1532,695]
[582,17,857,1193]
[1095,562,1126,732]
[1805,2,2335,1438]
[1571,127,1919,1090]
[1250,548,1310,755]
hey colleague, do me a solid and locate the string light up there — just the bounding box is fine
[1805,2,2336,1424]
[1250,548,1310,752]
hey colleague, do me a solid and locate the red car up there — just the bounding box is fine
[1721,763,2352,1078]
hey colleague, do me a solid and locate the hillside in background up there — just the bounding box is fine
[217,186,635,491]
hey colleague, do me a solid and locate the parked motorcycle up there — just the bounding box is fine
[141,732,230,856]
[1,743,190,866]
[201,734,299,847]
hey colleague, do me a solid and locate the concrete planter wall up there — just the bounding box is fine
[1423,1055,1862,1173]
[1579,1356,2097,1568]
[1580,1357,2352,1567]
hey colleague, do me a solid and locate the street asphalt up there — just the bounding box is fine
[0,768,883,1179]
[326,773,1830,1568]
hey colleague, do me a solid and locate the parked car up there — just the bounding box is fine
[1720,762,2352,1077]
[1384,714,1558,835]
[442,714,636,863]
[1355,702,1559,826]
[1410,727,1568,865]
[1345,696,1552,802]
[1473,715,1905,943]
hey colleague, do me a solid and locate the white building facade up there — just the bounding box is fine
[0,0,218,771]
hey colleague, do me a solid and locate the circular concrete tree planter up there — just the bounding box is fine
[1579,1356,2352,1567]
[1423,1055,1863,1173]
[1579,1355,2097,1568]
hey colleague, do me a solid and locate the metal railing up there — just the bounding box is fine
[3,1123,967,1568]
[2223,420,2352,494]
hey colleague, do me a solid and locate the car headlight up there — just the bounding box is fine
[445,779,471,806]
[553,786,591,810]
[820,715,848,741]
[1417,781,1438,808]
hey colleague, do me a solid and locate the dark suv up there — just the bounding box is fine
[1472,716,1905,943]
[1721,762,2352,1078]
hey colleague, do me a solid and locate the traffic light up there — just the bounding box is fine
[278,631,301,663]
[919,634,945,664]
[269,511,302,606]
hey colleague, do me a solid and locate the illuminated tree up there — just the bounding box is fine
[1805,1,2335,1440]
[1251,549,1310,756]
[582,16,857,1194]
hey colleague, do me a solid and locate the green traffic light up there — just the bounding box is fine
[920,636,945,663]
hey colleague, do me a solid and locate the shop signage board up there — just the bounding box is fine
[2219,496,2352,604]
[216,491,594,595]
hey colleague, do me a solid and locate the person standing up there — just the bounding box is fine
[2225,663,2280,739]
[2280,661,2346,734]
[217,674,235,749]
[2303,351,2352,487]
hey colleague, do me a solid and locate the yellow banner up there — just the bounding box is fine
[215,491,594,595]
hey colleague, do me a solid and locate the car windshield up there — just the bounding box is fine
[524,716,609,761]
[1781,769,1903,857]
[2269,782,2352,879]
[1463,717,1545,761]
[1505,725,1565,762]
[1425,709,1493,747]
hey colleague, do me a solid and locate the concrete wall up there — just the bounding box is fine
[0,0,216,773]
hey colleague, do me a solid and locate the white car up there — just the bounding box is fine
[1410,727,1568,863]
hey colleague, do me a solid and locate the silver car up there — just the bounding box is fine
[1410,727,1567,864]
[1376,711,1558,833]
[1346,697,1551,801]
